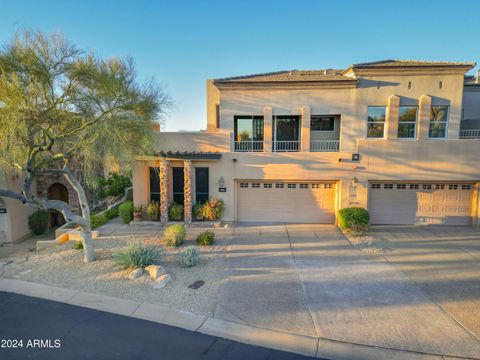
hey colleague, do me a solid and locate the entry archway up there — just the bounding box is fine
[47,183,68,227]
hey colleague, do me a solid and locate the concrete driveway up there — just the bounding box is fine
[214,224,480,358]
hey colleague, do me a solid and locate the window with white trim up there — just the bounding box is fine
[423,184,432,190]
[299,184,308,189]
[409,184,419,189]
[397,184,406,189]
[371,183,381,189]
[462,185,472,190]
[287,183,296,189]
[252,183,260,188]
[398,106,417,139]
[275,183,284,189]
[384,184,393,189]
[367,106,386,138]
[240,183,249,188]
[263,183,272,188]
[429,106,448,139]
[324,184,333,189]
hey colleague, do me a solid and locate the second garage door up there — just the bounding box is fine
[370,182,473,225]
[237,181,336,223]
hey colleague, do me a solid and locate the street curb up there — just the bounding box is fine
[0,279,478,360]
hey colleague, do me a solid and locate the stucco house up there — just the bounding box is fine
[132,60,480,226]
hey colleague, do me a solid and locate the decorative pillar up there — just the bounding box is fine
[301,106,311,152]
[263,106,273,152]
[386,94,400,140]
[160,159,170,224]
[183,160,193,224]
[417,94,432,140]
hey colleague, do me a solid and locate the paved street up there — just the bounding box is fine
[215,224,480,358]
[0,291,318,360]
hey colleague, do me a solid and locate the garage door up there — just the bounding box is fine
[370,182,473,225]
[237,181,336,223]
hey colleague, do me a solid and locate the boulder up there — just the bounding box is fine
[128,267,144,280]
[145,265,166,280]
[152,274,171,289]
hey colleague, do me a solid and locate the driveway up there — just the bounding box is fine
[214,224,480,358]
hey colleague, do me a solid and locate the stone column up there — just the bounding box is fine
[160,159,170,224]
[183,160,193,224]
[301,106,311,152]
[417,94,432,140]
[386,94,400,140]
[263,106,273,152]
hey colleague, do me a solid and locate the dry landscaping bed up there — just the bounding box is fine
[0,226,233,317]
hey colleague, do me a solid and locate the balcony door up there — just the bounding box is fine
[234,116,264,152]
[273,116,300,152]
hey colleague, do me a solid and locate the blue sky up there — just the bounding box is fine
[1,0,478,131]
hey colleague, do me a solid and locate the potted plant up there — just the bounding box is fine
[133,205,143,221]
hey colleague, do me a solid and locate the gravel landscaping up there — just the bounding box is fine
[341,229,392,255]
[0,224,233,317]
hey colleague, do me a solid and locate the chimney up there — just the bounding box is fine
[324,68,335,75]
[151,123,160,133]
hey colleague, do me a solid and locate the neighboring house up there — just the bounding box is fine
[133,60,480,226]
[0,173,36,244]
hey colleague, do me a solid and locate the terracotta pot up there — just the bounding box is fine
[133,211,142,221]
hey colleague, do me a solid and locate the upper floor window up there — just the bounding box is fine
[273,115,300,152]
[398,106,417,139]
[429,106,449,139]
[311,116,334,131]
[367,106,386,138]
[234,116,264,152]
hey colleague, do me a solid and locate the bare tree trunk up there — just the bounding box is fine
[62,167,95,262]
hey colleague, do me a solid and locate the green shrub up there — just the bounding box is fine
[104,205,119,220]
[179,247,200,268]
[202,199,224,221]
[72,241,84,250]
[192,203,204,221]
[196,230,215,246]
[119,201,134,223]
[162,224,185,247]
[28,210,49,235]
[338,207,370,233]
[112,243,161,269]
[146,201,160,221]
[168,202,183,221]
[97,173,132,199]
[91,213,108,229]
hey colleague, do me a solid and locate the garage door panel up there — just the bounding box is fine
[237,181,335,223]
[370,182,472,225]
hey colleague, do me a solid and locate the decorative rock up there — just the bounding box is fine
[128,267,144,280]
[152,274,171,289]
[145,265,166,280]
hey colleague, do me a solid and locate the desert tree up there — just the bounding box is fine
[0,30,170,262]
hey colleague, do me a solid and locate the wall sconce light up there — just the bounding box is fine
[351,176,359,188]
[218,176,225,187]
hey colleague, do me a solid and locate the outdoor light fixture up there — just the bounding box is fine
[218,176,225,187]
[351,176,359,188]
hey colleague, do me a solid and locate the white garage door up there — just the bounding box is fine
[370,182,473,225]
[237,181,336,223]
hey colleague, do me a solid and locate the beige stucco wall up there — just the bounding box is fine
[0,173,36,243]
[132,69,480,224]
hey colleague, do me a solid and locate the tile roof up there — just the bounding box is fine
[350,59,476,68]
[214,70,354,83]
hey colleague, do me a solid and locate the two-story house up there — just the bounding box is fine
[132,60,480,226]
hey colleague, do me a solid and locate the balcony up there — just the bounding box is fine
[459,129,480,139]
[273,140,300,152]
[234,140,264,152]
[310,140,339,152]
